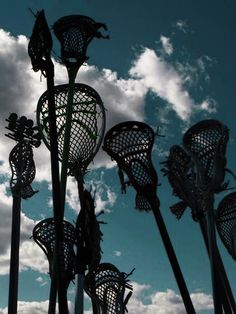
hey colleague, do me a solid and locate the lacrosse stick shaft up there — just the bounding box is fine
[48,278,57,314]
[8,194,21,314]
[75,274,84,314]
[60,68,78,216]
[75,176,86,314]
[205,202,223,314]
[151,200,196,314]
[199,219,236,313]
[46,61,69,314]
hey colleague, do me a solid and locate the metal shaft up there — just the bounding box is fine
[60,67,78,216]
[151,198,196,314]
[8,194,21,314]
[46,60,68,314]
[74,175,86,314]
[205,201,223,314]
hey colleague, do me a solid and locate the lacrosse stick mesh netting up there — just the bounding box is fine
[53,15,108,66]
[183,119,229,191]
[9,141,36,198]
[32,218,75,282]
[103,121,157,206]
[37,83,105,174]
[84,263,133,314]
[217,192,236,261]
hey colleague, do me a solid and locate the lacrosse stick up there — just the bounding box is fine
[37,83,105,314]
[6,114,40,314]
[28,11,70,313]
[75,189,105,314]
[162,144,235,313]
[32,218,76,313]
[103,121,195,313]
[52,15,108,218]
[84,263,133,314]
[37,83,106,212]
[183,119,229,314]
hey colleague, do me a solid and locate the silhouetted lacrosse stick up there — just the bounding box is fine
[52,15,108,217]
[183,119,229,314]
[37,83,106,212]
[28,11,68,313]
[84,263,133,314]
[75,189,104,271]
[37,83,105,314]
[217,192,236,261]
[103,121,195,313]
[162,144,235,313]
[32,218,75,313]
[53,15,109,76]
[75,189,105,314]
[6,114,40,314]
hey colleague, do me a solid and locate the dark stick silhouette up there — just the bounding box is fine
[37,82,106,314]
[32,218,75,311]
[5,113,40,314]
[52,15,109,223]
[162,119,236,313]
[28,10,67,313]
[103,121,196,314]
[84,263,133,314]
[75,189,105,314]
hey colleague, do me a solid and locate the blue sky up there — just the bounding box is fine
[0,0,236,313]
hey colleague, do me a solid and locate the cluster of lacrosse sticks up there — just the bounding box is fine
[6,10,133,314]
[5,9,236,314]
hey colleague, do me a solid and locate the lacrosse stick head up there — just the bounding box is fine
[28,10,52,76]
[161,145,199,220]
[37,83,106,176]
[53,15,109,72]
[183,119,229,192]
[103,121,158,209]
[84,263,133,314]
[5,113,41,147]
[9,141,37,198]
[75,189,103,271]
[216,192,236,261]
[32,218,75,283]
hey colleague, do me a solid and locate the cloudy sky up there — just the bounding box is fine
[0,0,236,313]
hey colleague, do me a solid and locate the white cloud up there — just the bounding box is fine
[190,292,213,311]
[35,276,48,287]
[114,250,122,257]
[160,35,173,55]
[175,20,188,33]
[0,300,73,314]
[66,172,117,214]
[126,283,213,314]
[129,47,216,122]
